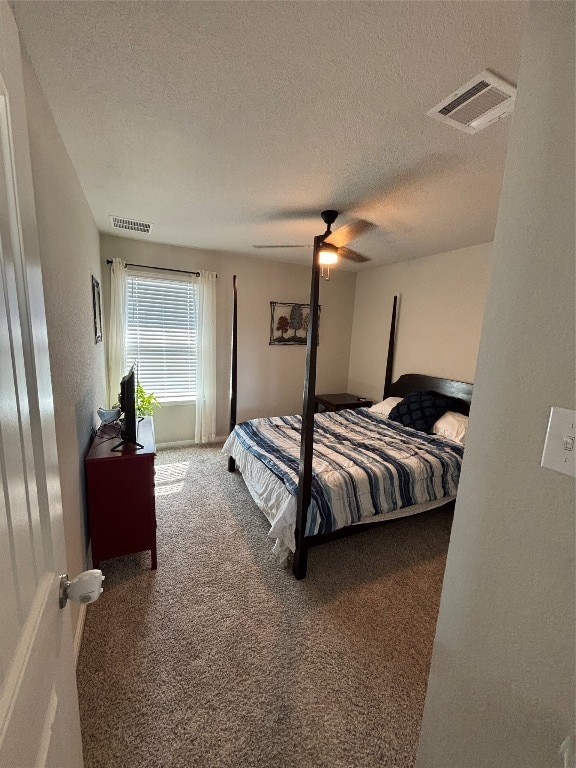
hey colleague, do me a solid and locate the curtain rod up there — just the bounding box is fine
[106,260,217,278]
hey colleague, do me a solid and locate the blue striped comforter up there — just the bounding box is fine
[227,408,464,538]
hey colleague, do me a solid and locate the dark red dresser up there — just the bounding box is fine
[85,416,157,570]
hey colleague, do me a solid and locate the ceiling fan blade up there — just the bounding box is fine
[338,247,370,263]
[266,207,323,221]
[325,219,376,248]
[252,244,311,249]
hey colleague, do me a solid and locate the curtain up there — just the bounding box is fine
[107,258,126,407]
[195,270,217,443]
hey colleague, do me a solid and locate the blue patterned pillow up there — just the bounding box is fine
[388,391,450,433]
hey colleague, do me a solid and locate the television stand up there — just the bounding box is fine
[85,416,157,569]
[110,437,144,452]
[110,415,145,451]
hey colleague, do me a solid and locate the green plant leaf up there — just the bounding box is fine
[136,381,161,417]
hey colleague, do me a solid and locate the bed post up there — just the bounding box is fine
[227,275,238,472]
[383,295,398,400]
[293,235,322,579]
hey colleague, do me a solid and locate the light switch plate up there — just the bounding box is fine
[541,407,576,477]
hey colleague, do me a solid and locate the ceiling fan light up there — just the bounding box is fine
[319,243,338,265]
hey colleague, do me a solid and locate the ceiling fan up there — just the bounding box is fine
[253,210,376,263]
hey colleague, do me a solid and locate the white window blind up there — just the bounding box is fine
[126,273,198,402]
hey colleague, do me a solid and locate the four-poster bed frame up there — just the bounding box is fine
[227,225,472,579]
[228,275,237,474]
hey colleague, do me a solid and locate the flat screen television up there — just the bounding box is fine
[112,363,142,450]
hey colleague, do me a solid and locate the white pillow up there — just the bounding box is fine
[433,411,469,444]
[369,397,402,417]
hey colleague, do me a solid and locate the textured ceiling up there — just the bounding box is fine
[13,1,528,269]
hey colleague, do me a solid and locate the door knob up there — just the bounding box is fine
[59,569,104,608]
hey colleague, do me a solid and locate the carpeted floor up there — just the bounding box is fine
[77,444,453,768]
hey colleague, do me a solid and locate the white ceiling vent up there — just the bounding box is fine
[428,70,516,134]
[110,215,153,234]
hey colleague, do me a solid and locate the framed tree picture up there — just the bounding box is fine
[269,302,320,345]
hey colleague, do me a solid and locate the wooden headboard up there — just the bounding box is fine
[388,374,473,415]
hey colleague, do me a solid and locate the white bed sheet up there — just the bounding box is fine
[224,429,455,561]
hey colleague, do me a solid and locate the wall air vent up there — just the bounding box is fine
[110,215,153,233]
[427,70,516,134]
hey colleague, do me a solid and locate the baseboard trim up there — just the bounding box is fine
[74,603,87,668]
[157,437,227,450]
[156,439,195,450]
[73,542,92,667]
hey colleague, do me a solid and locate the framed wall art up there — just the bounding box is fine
[92,275,103,343]
[269,301,320,346]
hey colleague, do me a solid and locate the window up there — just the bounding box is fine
[125,273,198,402]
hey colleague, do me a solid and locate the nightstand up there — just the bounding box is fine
[315,393,373,413]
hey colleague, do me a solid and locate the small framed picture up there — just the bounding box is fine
[269,301,320,345]
[92,275,102,343]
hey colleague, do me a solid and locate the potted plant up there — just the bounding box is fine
[136,382,161,418]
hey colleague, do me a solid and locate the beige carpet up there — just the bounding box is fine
[77,445,452,768]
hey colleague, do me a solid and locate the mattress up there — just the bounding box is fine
[223,408,463,558]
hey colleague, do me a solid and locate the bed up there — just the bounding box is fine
[223,373,472,569]
[226,255,472,579]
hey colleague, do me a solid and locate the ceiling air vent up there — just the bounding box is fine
[110,215,153,234]
[427,70,516,134]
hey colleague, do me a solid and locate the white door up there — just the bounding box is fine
[0,3,84,767]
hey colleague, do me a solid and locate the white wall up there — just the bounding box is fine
[100,235,357,444]
[21,51,105,632]
[416,4,574,766]
[348,243,492,402]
